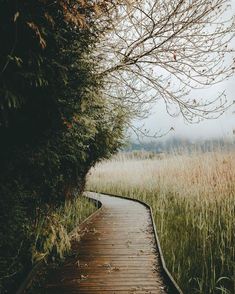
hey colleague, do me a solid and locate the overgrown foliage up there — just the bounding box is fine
[0,0,126,292]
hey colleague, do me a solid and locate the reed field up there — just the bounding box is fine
[87,150,235,294]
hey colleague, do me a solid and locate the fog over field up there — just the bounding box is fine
[134,3,235,141]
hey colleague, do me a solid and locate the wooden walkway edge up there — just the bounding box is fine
[42,192,183,294]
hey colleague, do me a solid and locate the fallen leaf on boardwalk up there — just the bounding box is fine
[81,274,88,280]
[126,240,132,247]
[83,227,89,233]
[113,266,120,271]
[90,227,98,234]
[137,249,145,256]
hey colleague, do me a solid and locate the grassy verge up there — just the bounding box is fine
[1,195,97,293]
[87,151,235,294]
[32,195,97,263]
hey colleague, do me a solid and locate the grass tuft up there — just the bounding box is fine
[32,196,97,263]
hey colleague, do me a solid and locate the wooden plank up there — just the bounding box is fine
[41,193,175,293]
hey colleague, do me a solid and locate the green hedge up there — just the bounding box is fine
[0,1,125,292]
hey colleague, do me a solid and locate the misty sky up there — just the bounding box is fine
[134,2,235,141]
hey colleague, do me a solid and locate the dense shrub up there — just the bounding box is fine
[0,1,126,292]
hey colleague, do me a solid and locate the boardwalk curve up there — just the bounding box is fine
[43,192,181,294]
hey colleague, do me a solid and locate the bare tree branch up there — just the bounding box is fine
[94,0,235,124]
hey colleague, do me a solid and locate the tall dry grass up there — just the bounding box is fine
[32,196,97,262]
[87,151,235,294]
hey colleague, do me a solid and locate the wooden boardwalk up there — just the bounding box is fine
[42,192,176,293]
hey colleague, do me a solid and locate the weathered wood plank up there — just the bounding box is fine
[42,193,176,293]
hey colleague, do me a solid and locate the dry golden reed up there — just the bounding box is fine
[87,150,235,294]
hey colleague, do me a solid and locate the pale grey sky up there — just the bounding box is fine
[141,77,235,140]
[134,1,235,141]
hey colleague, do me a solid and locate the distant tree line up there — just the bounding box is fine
[124,138,235,154]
